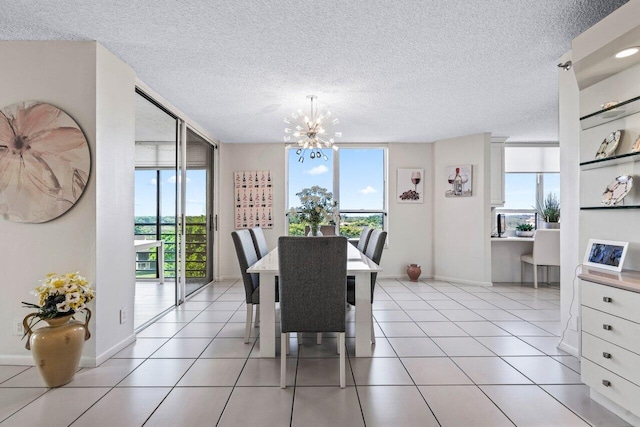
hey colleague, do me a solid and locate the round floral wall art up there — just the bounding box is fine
[0,101,90,223]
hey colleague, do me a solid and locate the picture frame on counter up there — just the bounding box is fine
[583,238,629,272]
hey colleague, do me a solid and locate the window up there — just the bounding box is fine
[499,172,560,230]
[287,147,387,237]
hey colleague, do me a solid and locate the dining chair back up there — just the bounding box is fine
[520,229,560,288]
[278,236,347,388]
[357,226,372,252]
[249,227,269,259]
[232,230,276,343]
[363,229,387,301]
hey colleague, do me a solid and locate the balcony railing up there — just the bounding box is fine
[135,217,207,279]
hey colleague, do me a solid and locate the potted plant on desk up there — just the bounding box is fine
[515,223,535,237]
[536,193,560,229]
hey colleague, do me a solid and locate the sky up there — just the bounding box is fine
[135,169,207,217]
[287,148,385,211]
[503,173,560,210]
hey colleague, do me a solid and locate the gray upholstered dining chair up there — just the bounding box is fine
[231,230,278,343]
[356,226,372,252]
[278,236,347,388]
[347,229,387,344]
[249,227,269,259]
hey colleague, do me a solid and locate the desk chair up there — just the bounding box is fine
[278,236,347,388]
[520,229,560,288]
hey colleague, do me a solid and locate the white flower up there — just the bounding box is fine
[56,301,71,312]
[66,292,81,303]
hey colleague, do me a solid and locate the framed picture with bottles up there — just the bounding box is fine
[445,165,472,197]
[397,168,424,203]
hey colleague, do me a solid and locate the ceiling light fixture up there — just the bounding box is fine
[615,47,639,59]
[284,95,341,163]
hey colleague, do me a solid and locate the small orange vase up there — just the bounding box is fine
[407,264,422,282]
[23,309,91,387]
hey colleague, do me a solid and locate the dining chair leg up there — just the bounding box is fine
[337,336,340,354]
[255,305,260,327]
[533,264,538,289]
[280,333,287,388]
[371,318,376,344]
[546,266,550,284]
[244,304,253,344]
[286,332,290,355]
[317,333,322,345]
[339,332,345,389]
[521,261,525,283]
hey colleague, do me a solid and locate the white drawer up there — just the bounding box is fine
[582,332,640,386]
[581,306,640,355]
[582,280,640,324]
[581,358,640,418]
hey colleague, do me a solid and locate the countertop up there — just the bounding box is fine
[579,267,640,294]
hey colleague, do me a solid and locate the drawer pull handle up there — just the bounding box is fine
[603,297,613,303]
[603,324,613,331]
[603,352,612,359]
[602,380,611,387]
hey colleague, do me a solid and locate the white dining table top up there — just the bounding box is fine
[248,240,382,273]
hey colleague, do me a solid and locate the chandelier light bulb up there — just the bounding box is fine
[283,95,342,162]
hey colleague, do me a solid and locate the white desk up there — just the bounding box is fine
[134,240,165,283]
[247,242,382,358]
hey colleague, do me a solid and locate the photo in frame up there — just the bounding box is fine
[397,168,424,203]
[583,239,629,272]
[234,170,273,229]
[445,165,472,197]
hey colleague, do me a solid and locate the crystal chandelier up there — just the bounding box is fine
[284,95,342,162]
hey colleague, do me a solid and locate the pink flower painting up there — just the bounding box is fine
[0,102,91,223]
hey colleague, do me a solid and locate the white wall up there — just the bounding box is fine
[433,133,492,286]
[94,45,136,362]
[0,41,135,365]
[558,51,581,355]
[218,143,434,279]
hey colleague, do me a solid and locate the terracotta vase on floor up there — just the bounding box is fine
[407,264,422,282]
[23,309,91,387]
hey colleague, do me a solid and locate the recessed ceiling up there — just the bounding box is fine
[0,0,629,143]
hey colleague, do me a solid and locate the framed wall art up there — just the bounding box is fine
[0,101,91,223]
[234,170,273,229]
[445,165,472,197]
[397,168,424,203]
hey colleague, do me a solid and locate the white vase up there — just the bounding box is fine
[307,230,323,237]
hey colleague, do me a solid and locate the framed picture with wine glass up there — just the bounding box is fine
[445,165,472,197]
[397,168,424,203]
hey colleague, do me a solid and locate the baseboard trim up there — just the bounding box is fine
[0,355,34,366]
[590,388,640,426]
[557,341,579,357]
[91,333,137,367]
[434,275,493,287]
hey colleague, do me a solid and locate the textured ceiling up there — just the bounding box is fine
[0,0,629,143]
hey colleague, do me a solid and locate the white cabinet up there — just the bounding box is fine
[490,142,505,206]
[579,273,640,421]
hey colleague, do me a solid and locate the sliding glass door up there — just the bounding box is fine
[134,91,216,327]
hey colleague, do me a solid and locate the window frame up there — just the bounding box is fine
[496,172,560,230]
[285,145,389,237]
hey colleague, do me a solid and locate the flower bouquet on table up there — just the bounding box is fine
[22,272,95,387]
[289,186,339,236]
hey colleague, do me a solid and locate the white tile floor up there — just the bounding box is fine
[1,278,632,426]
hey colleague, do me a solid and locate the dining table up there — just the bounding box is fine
[247,240,382,357]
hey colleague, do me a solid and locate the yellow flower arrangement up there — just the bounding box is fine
[23,272,95,325]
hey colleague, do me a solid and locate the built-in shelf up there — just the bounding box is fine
[580,205,640,210]
[580,95,640,130]
[580,151,640,170]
